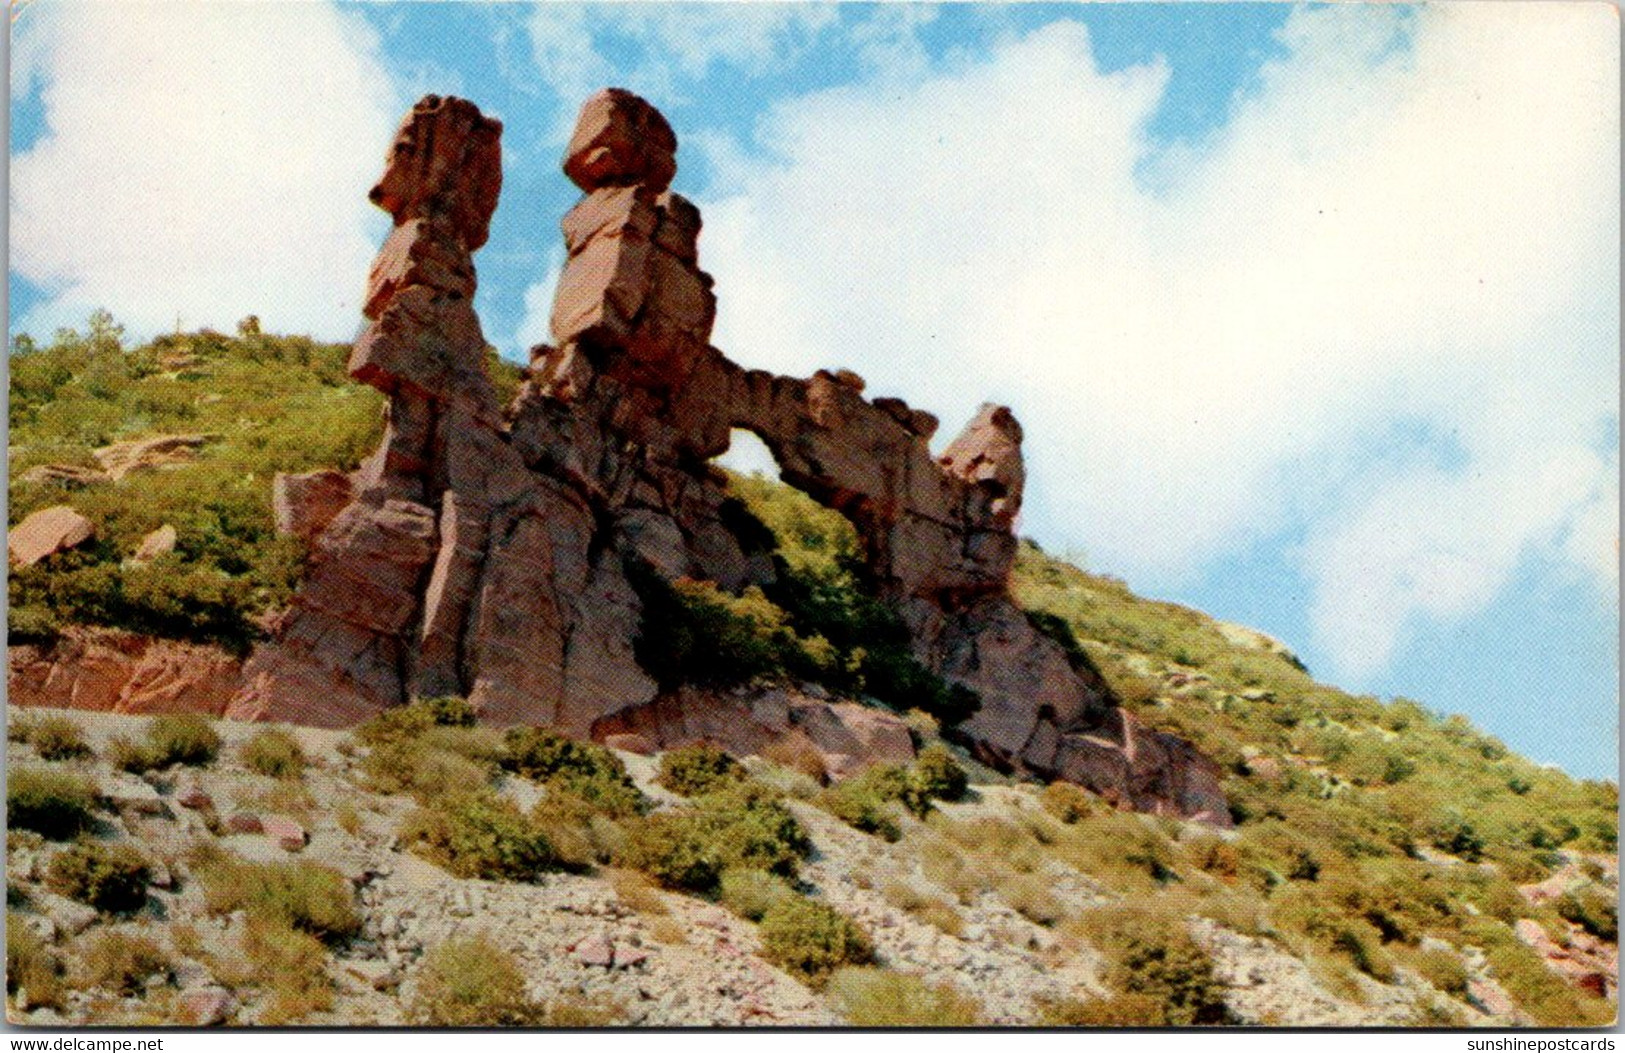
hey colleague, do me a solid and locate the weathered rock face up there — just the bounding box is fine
[9,628,244,715]
[227,90,1230,824]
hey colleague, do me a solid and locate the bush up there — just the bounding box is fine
[354,696,475,747]
[400,791,558,882]
[757,896,874,985]
[816,768,905,841]
[1080,906,1228,1025]
[657,744,746,797]
[192,854,360,942]
[46,842,150,913]
[619,784,810,895]
[73,931,173,995]
[112,714,220,772]
[718,867,797,922]
[407,934,542,1026]
[501,726,645,818]
[21,716,93,761]
[1412,948,1469,998]
[906,745,968,806]
[827,967,982,1026]
[239,727,305,779]
[1037,992,1165,1026]
[1555,887,1618,942]
[6,911,65,1009]
[998,873,1067,927]
[360,738,492,802]
[1040,782,1095,824]
[236,916,332,1025]
[880,881,965,936]
[7,767,97,839]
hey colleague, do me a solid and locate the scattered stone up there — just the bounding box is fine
[179,986,235,1026]
[176,783,213,810]
[131,524,178,564]
[93,434,211,481]
[105,774,168,816]
[225,812,264,835]
[8,505,95,566]
[613,944,650,969]
[263,815,308,851]
[575,934,615,968]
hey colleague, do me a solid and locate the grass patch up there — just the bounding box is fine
[1065,904,1228,1025]
[71,931,173,995]
[827,967,982,1025]
[46,842,150,914]
[6,911,65,1009]
[239,727,305,779]
[108,714,220,773]
[400,790,559,882]
[14,716,94,761]
[190,850,359,942]
[757,895,874,986]
[718,867,797,922]
[406,934,543,1026]
[7,767,98,840]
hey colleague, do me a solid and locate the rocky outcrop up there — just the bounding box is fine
[8,628,244,715]
[93,434,211,480]
[9,505,95,566]
[225,89,1229,824]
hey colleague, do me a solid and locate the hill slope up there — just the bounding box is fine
[5,323,1617,1027]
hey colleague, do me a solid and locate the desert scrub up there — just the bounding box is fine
[827,967,982,1026]
[71,931,173,995]
[1555,886,1617,941]
[906,744,969,806]
[879,881,964,937]
[109,714,220,772]
[400,790,558,881]
[236,916,333,1025]
[1408,947,1469,998]
[6,911,65,1009]
[239,726,305,779]
[619,783,810,894]
[360,737,492,801]
[1070,905,1228,1025]
[191,851,359,942]
[816,767,906,840]
[354,696,476,746]
[757,895,874,985]
[656,743,746,797]
[7,767,98,840]
[718,867,797,921]
[46,841,150,914]
[1036,992,1166,1026]
[407,934,542,1026]
[998,873,1068,927]
[604,868,669,915]
[501,726,645,817]
[15,716,93,761]
[529,788,629,870]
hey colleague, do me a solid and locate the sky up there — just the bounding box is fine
[7,2,1619,779]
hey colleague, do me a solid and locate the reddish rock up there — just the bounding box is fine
[602,733,658,755]
[612,944,649,969]
[575,934,615,968]
[93,434,210,480]
[131,524,177,563]
[179,986,234,1026]
[224,91,1229,827]
[176,783,213,810]
[272,470,353,541]
[563,88,678,194]
[8,505,95,566]
[263,815,308,851]
[7,628,242,715]
[225,812,264,835]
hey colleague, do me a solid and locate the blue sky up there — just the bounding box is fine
[9,2,1618,779]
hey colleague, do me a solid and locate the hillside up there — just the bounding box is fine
[6,322,1619,1027]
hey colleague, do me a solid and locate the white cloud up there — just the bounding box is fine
[10,0,401,341]
[513,250,565,354]
[526,1,837,138]
[694,5,1619,678]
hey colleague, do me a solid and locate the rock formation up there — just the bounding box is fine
[9,505,95,566]
[229,90,1229,825]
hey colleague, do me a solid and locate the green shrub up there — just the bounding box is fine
[904,745,968,810]
[144,714,220,768]
[360,738,492,801]
[501,726,645,817]
[107,735,157,774]
[619,784,810,895]
[233,916,332,1025]
[21,716,93,761]
[633,574,834,690]
[827,967,982,1025]
[1037,992,1165,1026]
[46,842,150,913]
[73,931,173,995]
[816,769,905,841]
[879,881,965,936]
[239,727,305,779]
[354,696,477,747]
[192,853,360,942]
[1555,887,1618,942]
[7,767,97,839]
[1411,948,1469,998]
[1079,906,1228,1025]
[6,911,65,1009]
[657,744,746,797]
[400,791,558,882]
[407,934,543,1026]
[998,873,1067,927]
[757,896,874,985]
[718,867,797,922]
[1040,782,1095,824]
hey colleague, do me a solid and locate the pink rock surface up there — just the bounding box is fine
[263,815,308,851]
[8,505,94,566]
